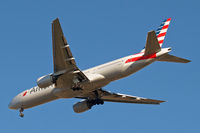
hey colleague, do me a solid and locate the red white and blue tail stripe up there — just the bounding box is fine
[156,18,171,47]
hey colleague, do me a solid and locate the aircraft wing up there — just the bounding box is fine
[52,18,89,83]
[100,90,165,104]
[78,89,165,105]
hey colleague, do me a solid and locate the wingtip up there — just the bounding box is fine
[167,18,171,21]
[186,59,191,63]
[52,18,60,23]
[159,100,166,103]
[155,99,166,104]
[181,59,191,63]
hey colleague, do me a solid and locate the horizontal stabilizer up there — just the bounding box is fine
[144,31,161,56]
[158,54,191,63]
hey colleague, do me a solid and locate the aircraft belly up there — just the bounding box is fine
[97,61,123,81]
[121,59,156,78]
[21,59,155,109]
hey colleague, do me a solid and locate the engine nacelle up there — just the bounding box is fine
[73,100,91,113]
[37,74,55,88]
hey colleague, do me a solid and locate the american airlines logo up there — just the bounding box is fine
[22,84,55,96]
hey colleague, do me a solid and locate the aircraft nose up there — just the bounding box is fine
[8,95,21,110]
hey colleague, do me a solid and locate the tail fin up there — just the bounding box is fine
[142,18,171,55]
[156,18,171,47]
[142,18,190,63]
[157,54,191,63]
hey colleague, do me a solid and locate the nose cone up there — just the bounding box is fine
[8,95,21,110]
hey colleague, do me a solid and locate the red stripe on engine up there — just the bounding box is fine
[125,53,156,63]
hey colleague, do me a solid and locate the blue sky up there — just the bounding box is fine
[1,0,199,133]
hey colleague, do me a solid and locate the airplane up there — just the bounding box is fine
[8,18,190,117]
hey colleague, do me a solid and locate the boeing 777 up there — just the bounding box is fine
[8,18,190,117]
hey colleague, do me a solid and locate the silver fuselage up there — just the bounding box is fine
[8,48,170,110]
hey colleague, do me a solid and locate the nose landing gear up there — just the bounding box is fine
[19,108,24,118]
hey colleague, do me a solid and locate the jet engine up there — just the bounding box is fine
[73,100,92,113]
[37,74,56,88]
[73,99,104,113]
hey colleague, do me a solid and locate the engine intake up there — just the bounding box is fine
[37,74,56,88]
[73,100,91,113]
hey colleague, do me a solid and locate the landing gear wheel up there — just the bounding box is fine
[96,99,104,105]
[19,113,24,118]
[72,84,83,91]
[19,108,24,118]
[72,87,83,91]
[88,99,104,106]
[100,100,104,105]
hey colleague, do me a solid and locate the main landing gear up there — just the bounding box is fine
[87,90,104,108]
[72,86,83,91]
[72,83,83,91]
[19,108,24,118]
[87,98,104,109]
[72,77,84,91]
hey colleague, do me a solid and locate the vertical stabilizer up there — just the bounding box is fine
[141,18,171,54]
[156,18,171,47]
